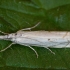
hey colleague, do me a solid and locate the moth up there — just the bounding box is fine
[0,22,70,58]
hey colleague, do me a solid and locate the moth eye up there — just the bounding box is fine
[48,39,50,41]
[15,33,17,35]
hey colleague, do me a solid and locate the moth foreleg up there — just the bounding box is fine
[18,22,41,31]
[0,43,15,52]
[0,30,8,34]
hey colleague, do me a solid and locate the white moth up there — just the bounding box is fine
[0,22,70,58]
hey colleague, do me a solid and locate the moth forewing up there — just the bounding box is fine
[12,31,70,47]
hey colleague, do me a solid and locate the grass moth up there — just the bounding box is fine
[0,22,70,58]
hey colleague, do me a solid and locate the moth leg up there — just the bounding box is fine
[0,43,15,52]
[19,22,41,31]
[45,47,55,55]
[27,45,38,58]
[0,30,8,34]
